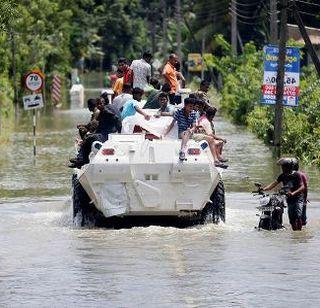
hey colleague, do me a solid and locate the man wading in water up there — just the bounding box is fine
[263,158,305,231]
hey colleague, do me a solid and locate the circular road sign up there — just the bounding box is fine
[25,71,44,92]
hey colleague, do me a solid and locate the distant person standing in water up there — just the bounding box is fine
[130,51,152,90]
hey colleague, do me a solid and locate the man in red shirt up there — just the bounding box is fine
[118,58,133,86]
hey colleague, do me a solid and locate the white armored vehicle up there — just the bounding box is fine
[72,111,225,228]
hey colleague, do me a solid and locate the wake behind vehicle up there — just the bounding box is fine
[253,183,287,230]
[72,113,226,228]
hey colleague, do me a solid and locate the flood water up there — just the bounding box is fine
[1,107,320,307]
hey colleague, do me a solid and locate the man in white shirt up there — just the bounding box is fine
[112,83,133,116]
[130,51,152,90]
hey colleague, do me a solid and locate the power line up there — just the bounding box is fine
[196,8,229,18]
[289,8,320,17]
[229,8,261,19]
[233,0,263,7]
[294,0,320,8]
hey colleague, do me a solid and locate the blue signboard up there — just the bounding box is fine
[262,46,300,106]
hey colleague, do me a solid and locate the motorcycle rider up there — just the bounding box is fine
[262,158,305,231]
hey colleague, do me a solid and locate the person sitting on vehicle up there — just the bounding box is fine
[112,69,124,96]
[118,57,133,86]
[161,98,225,167]
[162,53,179,104]
[262,158,305,231]
[196,80,211,105]
[95,97,122,142]
[154,93,175,117]
[143,83,171,109]
[121,87,151,121]
[130,51,152,90]
[199,107,227,162]
[87,98,97,120]
[291,157,308,226]
[112,83,132,116]
[194,98,207,120]
[69,120,103,169]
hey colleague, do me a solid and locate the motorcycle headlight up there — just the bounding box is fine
[259,196,270,206]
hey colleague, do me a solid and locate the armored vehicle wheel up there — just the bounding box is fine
[201,180,225,224]
[72,174,105,227]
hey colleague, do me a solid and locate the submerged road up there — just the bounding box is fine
[0,108,320,307]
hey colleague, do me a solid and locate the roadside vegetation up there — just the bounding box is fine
[206,36,320,167]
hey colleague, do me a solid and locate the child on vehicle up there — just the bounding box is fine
[121,87,151,121]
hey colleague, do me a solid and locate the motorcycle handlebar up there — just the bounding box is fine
[252,190,264,194]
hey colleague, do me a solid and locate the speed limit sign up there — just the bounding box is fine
[25,71,44,92]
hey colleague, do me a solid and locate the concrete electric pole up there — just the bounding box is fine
[231,0,237,55]
[270,0,278,44]
[162,0,168,58]
[176,0,182,64]
[274,0,288,157]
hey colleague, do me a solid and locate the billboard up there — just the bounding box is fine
[262,46,300,106]
[188,53,211,72]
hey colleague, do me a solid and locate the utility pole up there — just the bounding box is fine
[270,0,278,44]
[292,0,320,78]
[150,19,156,56]
[201,33,205,80]
[231,0,237,55]
[274,0,288,157]
[176,0,182,64]
[162,0,168,59]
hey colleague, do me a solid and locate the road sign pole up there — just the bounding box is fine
[32,104,36,157]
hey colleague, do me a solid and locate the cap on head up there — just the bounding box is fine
[277,157,294,172]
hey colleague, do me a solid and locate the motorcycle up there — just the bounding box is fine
[252,183,287,231]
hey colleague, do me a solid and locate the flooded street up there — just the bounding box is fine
[1,108,320,307]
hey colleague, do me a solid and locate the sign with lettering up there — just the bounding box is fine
[262,46,300,106]
[25,71,44,92]
[23,94,44,110]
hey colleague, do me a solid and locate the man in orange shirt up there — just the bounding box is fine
[112,69,124,96]
[162,54,179,104]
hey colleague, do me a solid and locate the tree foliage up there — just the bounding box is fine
[208,36,320,166]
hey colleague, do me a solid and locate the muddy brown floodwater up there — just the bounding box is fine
[0,108,320,307]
